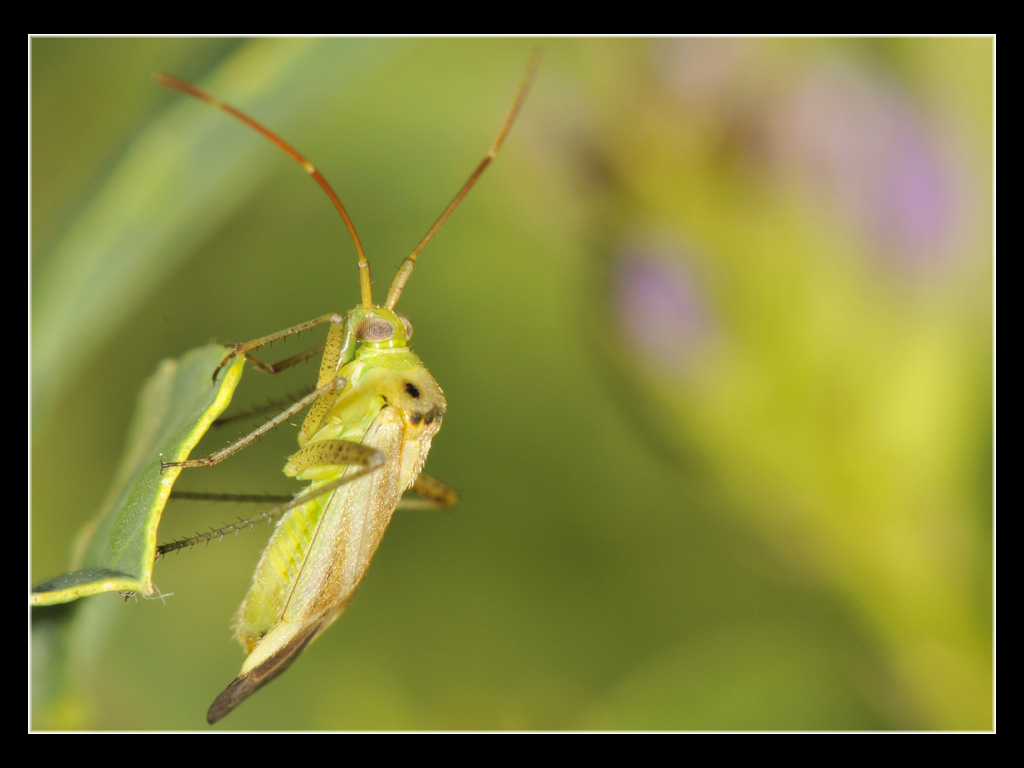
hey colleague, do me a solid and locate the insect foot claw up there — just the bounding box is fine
[212,345,242,383]
[159,456,185,473]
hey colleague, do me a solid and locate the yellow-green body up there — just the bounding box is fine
[208,306,446,719]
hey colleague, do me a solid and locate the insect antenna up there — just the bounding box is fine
[154,73,376,309]
[384,50,541,310]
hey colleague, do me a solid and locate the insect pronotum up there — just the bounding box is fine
[156,54,538,723]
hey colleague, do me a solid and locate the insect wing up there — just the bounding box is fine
[207,620,319,724]
[208,406,409,722]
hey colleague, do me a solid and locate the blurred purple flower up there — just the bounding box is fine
[613,242,712,371]
[771,63,962,270]
[657,43,966,273]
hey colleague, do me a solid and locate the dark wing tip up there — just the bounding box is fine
[206,625,320,724]
[208,675,259,724]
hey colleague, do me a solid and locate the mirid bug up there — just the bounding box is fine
[156,54,538,723]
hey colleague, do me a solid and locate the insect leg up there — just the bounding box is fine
[295,320,352,442]
[214,312,345,381]
[157,442,384,558]
[212,384,317,427]
[238,344,324,377]
[397,473,459,510]
[169,490,293,504]
[283,438,385,479]
[161,376,344,472]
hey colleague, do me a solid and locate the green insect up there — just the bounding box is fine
[156,55,538,723]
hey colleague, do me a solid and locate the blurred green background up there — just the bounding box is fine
[31,38,993,730]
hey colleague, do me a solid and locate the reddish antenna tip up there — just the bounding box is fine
[384,51,540,310]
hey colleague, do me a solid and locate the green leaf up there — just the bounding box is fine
[32,345,245,605]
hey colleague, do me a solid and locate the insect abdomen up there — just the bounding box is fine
[234,409,407,656]
[235,494,327,652]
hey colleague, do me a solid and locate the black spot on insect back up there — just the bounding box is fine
[404,381,421,399]
[408,407,441,428]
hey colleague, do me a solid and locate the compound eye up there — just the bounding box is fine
[355,316,395,343]
[399,314,413,341]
